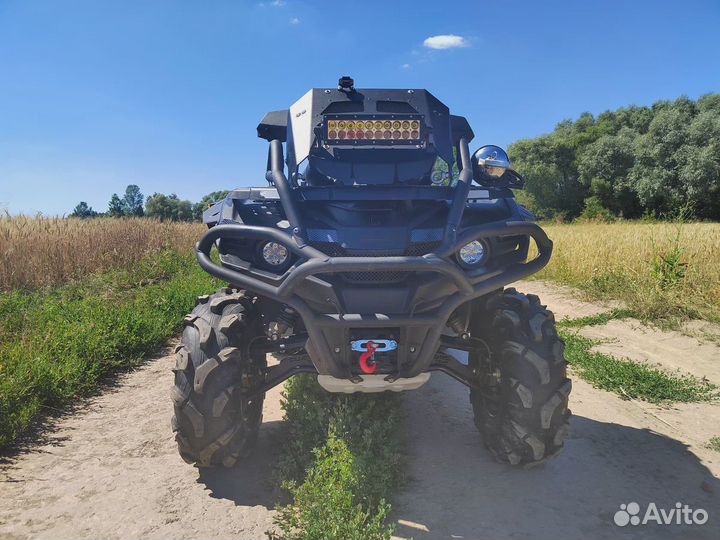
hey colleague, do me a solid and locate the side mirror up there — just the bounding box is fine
[471,145,524,188]
[471,145,511,180]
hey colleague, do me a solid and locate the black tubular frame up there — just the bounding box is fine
[266,139,304,236]
[196,138,553,381]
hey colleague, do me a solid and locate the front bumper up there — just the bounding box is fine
[196,219,552,380]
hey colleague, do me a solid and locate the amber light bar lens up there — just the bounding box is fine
[326,118,421,143]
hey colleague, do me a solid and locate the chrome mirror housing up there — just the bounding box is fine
[471,145,511,181]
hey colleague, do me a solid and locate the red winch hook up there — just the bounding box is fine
[359,341,379,374]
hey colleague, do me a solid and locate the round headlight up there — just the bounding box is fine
[458,240,486,267]
[431,170,450,185]
[261,241,289,266]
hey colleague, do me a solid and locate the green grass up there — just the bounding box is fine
[559,328,717,404]
[269,374,401,540]
[0,251,220,450]
[558,308,637,328]
[557,311,718,403]
[706,436,720,452]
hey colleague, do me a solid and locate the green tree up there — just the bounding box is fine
[145,193,194,221]
[176,198,193,221]
[122,184,144,217]
[108,193,124,217]
[70,201,98,219]
[577,129,640,217]
[630,102,695,215]
[509,93,720,220]
[510,135,586,219]
[680,108,720,218]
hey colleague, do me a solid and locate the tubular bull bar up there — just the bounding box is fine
[196,219,553,381]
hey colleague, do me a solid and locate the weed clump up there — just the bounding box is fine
[707,436,720,452]
[270,375,401,540]
[271,435,393,540]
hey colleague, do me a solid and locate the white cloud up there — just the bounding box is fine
[272,0,286,6]
[423,34,468,50]
[402,63,411,69]
[290,17,300,24]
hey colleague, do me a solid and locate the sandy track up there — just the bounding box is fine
[0,350,284,539]
[518,280,720,383]
[393,372,719,540]
[394,281,720,540]
[1,280,719,539]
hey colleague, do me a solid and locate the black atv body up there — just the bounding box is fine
[172,79,570,467]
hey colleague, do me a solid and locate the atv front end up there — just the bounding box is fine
[195,204,553,395]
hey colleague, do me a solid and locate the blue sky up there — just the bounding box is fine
[1,0,719,215]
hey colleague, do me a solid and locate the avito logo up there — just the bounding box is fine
[614,502,709,527]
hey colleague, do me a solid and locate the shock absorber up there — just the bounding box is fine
[267,306,297,341]
[447,309,471,340]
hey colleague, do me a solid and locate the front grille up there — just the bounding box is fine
[310,242,346,257]
[410,228,443,243]
[345,270,405,283]
[405,241,441,256]
[309,241,441,284]
[307,228,340,243]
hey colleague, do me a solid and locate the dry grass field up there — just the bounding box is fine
[2,215,718,322]
[534,221,720,323]
[0,215,205,290]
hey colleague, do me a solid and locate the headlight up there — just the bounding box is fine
[457,240,487,268]
[431,170,450,185]
[325,116,422,144]
[261,242,289,267]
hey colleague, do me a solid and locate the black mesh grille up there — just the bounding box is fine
[308,241,441,284]
[310,242,346,257]
[405,241,441,256]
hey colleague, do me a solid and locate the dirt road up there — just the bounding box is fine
[1,281,719,539]
[0,352,285,539]
[394,281,720,540]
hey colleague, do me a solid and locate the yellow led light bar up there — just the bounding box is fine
[325,117,421,143]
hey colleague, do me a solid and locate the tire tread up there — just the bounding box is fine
[171,288,265,467]
[470,289,571,466]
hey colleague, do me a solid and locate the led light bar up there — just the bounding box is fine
[324,116,422,144]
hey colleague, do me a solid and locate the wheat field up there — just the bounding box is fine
[0,216,205,291]
[534,221,720,322]
[2,215,718,322]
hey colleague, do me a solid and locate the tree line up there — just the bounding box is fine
[508,93,720,220]
[70,186,230,221]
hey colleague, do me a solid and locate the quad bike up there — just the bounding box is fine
[171,77,571,468]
